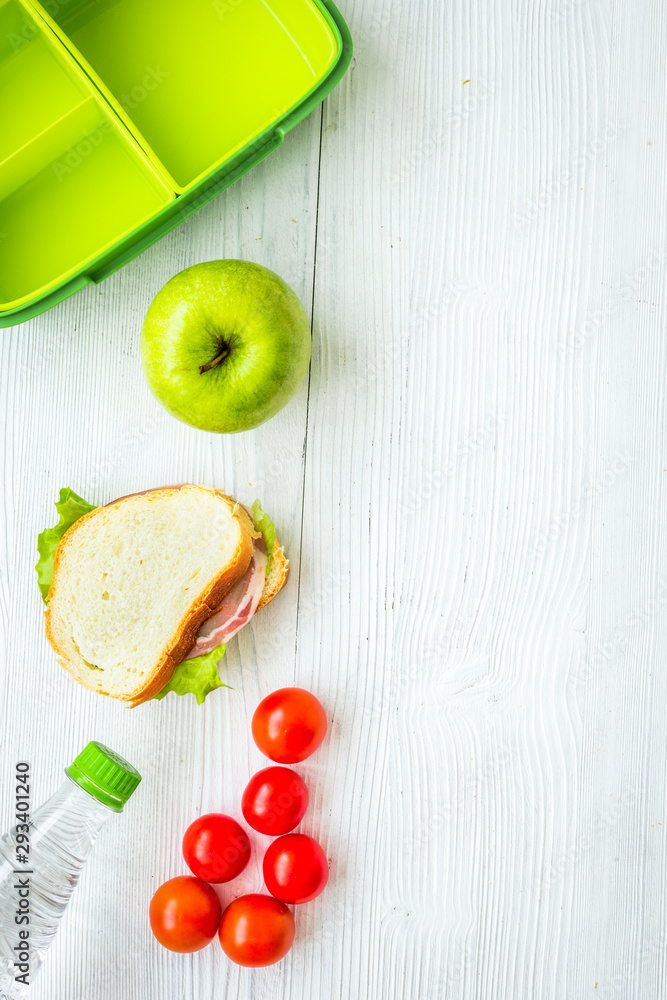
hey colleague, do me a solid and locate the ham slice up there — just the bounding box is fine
[186,537,267,658]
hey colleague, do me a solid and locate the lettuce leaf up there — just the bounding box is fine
[251,499,275,576]
[36,488,97,604]
[153,644,229,705]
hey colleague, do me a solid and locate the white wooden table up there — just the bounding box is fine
[2,1,667,997]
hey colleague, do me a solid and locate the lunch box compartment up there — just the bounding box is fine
[0,99,174,308]
[32,0,340,191]
[0,0,89,160]
[0,0,351,323]
[0,0,174,309]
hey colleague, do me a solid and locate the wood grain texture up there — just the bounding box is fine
[1,0,667,998]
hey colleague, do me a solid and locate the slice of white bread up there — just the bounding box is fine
[45,485,287,704]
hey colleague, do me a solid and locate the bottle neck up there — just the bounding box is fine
[61,771,120,818]
[29,773,116,856]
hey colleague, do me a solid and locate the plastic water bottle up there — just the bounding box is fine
[0,742,141,999]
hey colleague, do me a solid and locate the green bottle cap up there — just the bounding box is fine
[66,741,141,812]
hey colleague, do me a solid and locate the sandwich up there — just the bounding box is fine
[36,485,288,706]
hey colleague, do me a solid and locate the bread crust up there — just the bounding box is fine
[257,540,290,611]
[128,536,289,705]
[45,487,255,705]
[130,536,290,702]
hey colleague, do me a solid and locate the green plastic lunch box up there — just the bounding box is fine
[0,0,352,326]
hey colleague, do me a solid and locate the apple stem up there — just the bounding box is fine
[199,347,230,374]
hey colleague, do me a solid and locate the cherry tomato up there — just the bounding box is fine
[252,687,327,763]
[218,894,295,967]
[263,833,329,904]
[182,813,251,883]
[242,766,309,835]
[149,876,221,953]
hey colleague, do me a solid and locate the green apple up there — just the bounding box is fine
[141,259,311,433]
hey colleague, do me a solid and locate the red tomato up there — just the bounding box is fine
[242,766,309,835]
[218,894,295,967]
[182,813,251,883]
[252,687,327,763]
[263,833,329,904]
[149,876,221,953]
